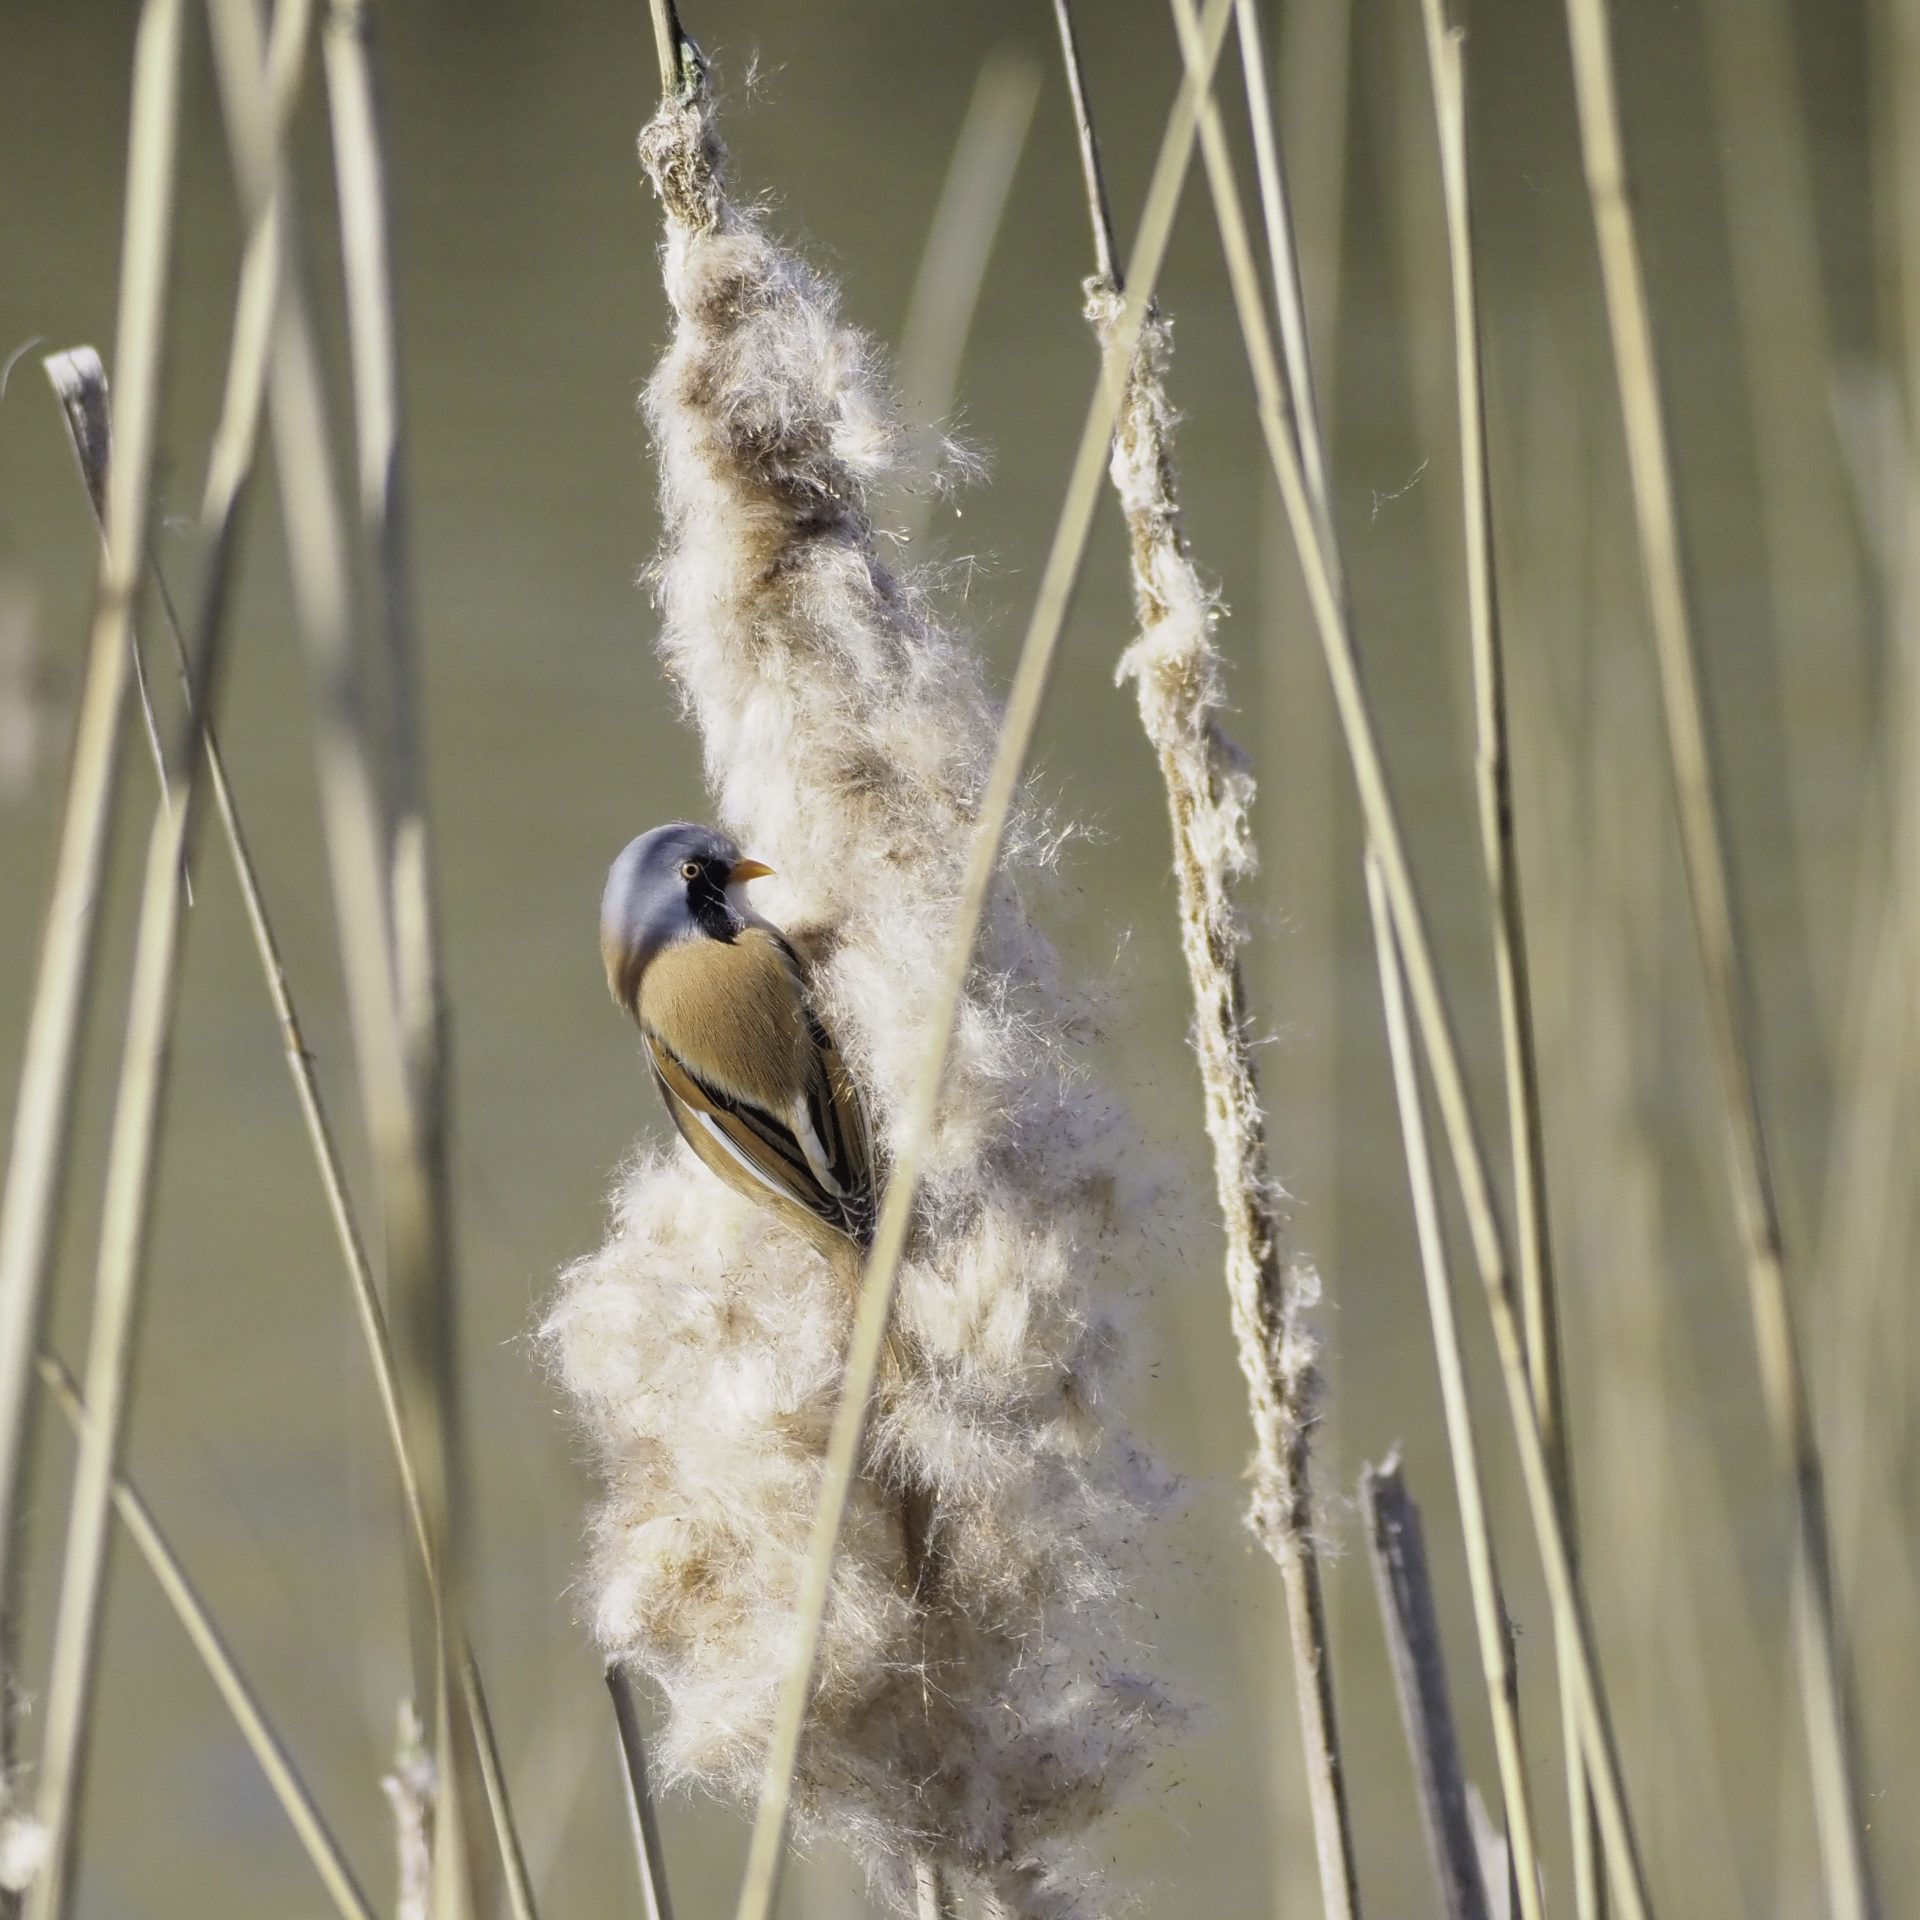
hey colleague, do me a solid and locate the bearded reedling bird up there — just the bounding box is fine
[600,822,879,1297]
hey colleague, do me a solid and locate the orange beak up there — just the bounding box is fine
[730,857,775,883]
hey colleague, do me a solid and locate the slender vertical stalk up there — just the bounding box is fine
[321,8,489,1913]
[1364,856,1544,1920]
[1413,5,1596,1910]
[1232,0,1331,520]
[1560,5,1877,1914]
[28,6,295,1911]
[0,0,186,1805]
[1360,1457,1492,1920]
[1161,0,1654,1909]
[1050,8,1360,1913]
[605,1668,674,1920]
[1259,4,1352,1899]
[719,7,1243,1916]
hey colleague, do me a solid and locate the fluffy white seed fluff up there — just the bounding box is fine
[541,85,1178,1917]
[1093,283,1323,1563]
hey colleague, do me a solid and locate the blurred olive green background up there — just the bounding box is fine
[0,1,1902,1915]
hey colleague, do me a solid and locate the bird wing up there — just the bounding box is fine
[646,1024,872,1246]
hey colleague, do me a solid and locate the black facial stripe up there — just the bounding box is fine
[685,861,740,943]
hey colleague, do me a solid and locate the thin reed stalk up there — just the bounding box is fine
[27,3,289,1908]
[0,0,186,1805]
[48,329,538,1920]
[1412,6,1595,1910]
[1259,3,1352,1897]
[1232,0,1330,517]
[1360,1456,1491,1920]
[1559,4,1877,1913]
[321,6,492,1909]
[605,1668,674,1920]
[1160,1,1654,1910]
[209,9,483,1907]
[1050,8,1359,1913]
[717,7,1241,1915]
[35,1356,376,1920]
[1363,854,1544,1920]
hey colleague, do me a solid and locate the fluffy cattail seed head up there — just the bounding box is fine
[543,77,1183,1917]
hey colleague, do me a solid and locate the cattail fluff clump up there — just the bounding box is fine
[1092,283,1323,1563]
[541,78,1180,1917]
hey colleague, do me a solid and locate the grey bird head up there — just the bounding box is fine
[600,822,773,1014]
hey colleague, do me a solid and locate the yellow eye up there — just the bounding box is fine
[679,860,701,882]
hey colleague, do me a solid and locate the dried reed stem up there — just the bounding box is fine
[1412,7,1595,1910]
[1364,854,1544,1920]
[49,328,537,1920]
[606,1669,675,1920]
[1050,8,1358,1914]
[1360,1457,1491,1920]
[1560,4,1877,1913]
[321,6,495,1910]
[0,0,185,1808]
[1161,0,1655,1910]
[710,7,1242,1914]
[1231,0,1331,519]
[35,1356,376,1920]
[27,4,280,1909]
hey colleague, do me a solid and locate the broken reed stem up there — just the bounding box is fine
[1052,0,1117,288]
[1049,8,1359,1915]
[0,0,186,1806]
[1360,1457,1491,1920]
[1559,3,1878,1914]
[35,1356,376,1920]
[721,8,1242,1917]
[1412,7,1596,1912]
[1159,0,1655,1911]
[1364,855,1544,1920]
[48,340,540,1920]
[605,1669,675,1920]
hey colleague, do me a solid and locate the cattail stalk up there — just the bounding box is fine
[1560,2,1877,1912]
[1159,0,1654,1910]
[706,8,1240,1915]
[1412,6,1595,1909]
[1050,7,1359,1914]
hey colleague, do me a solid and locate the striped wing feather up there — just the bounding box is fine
[646,1021,873,1249]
